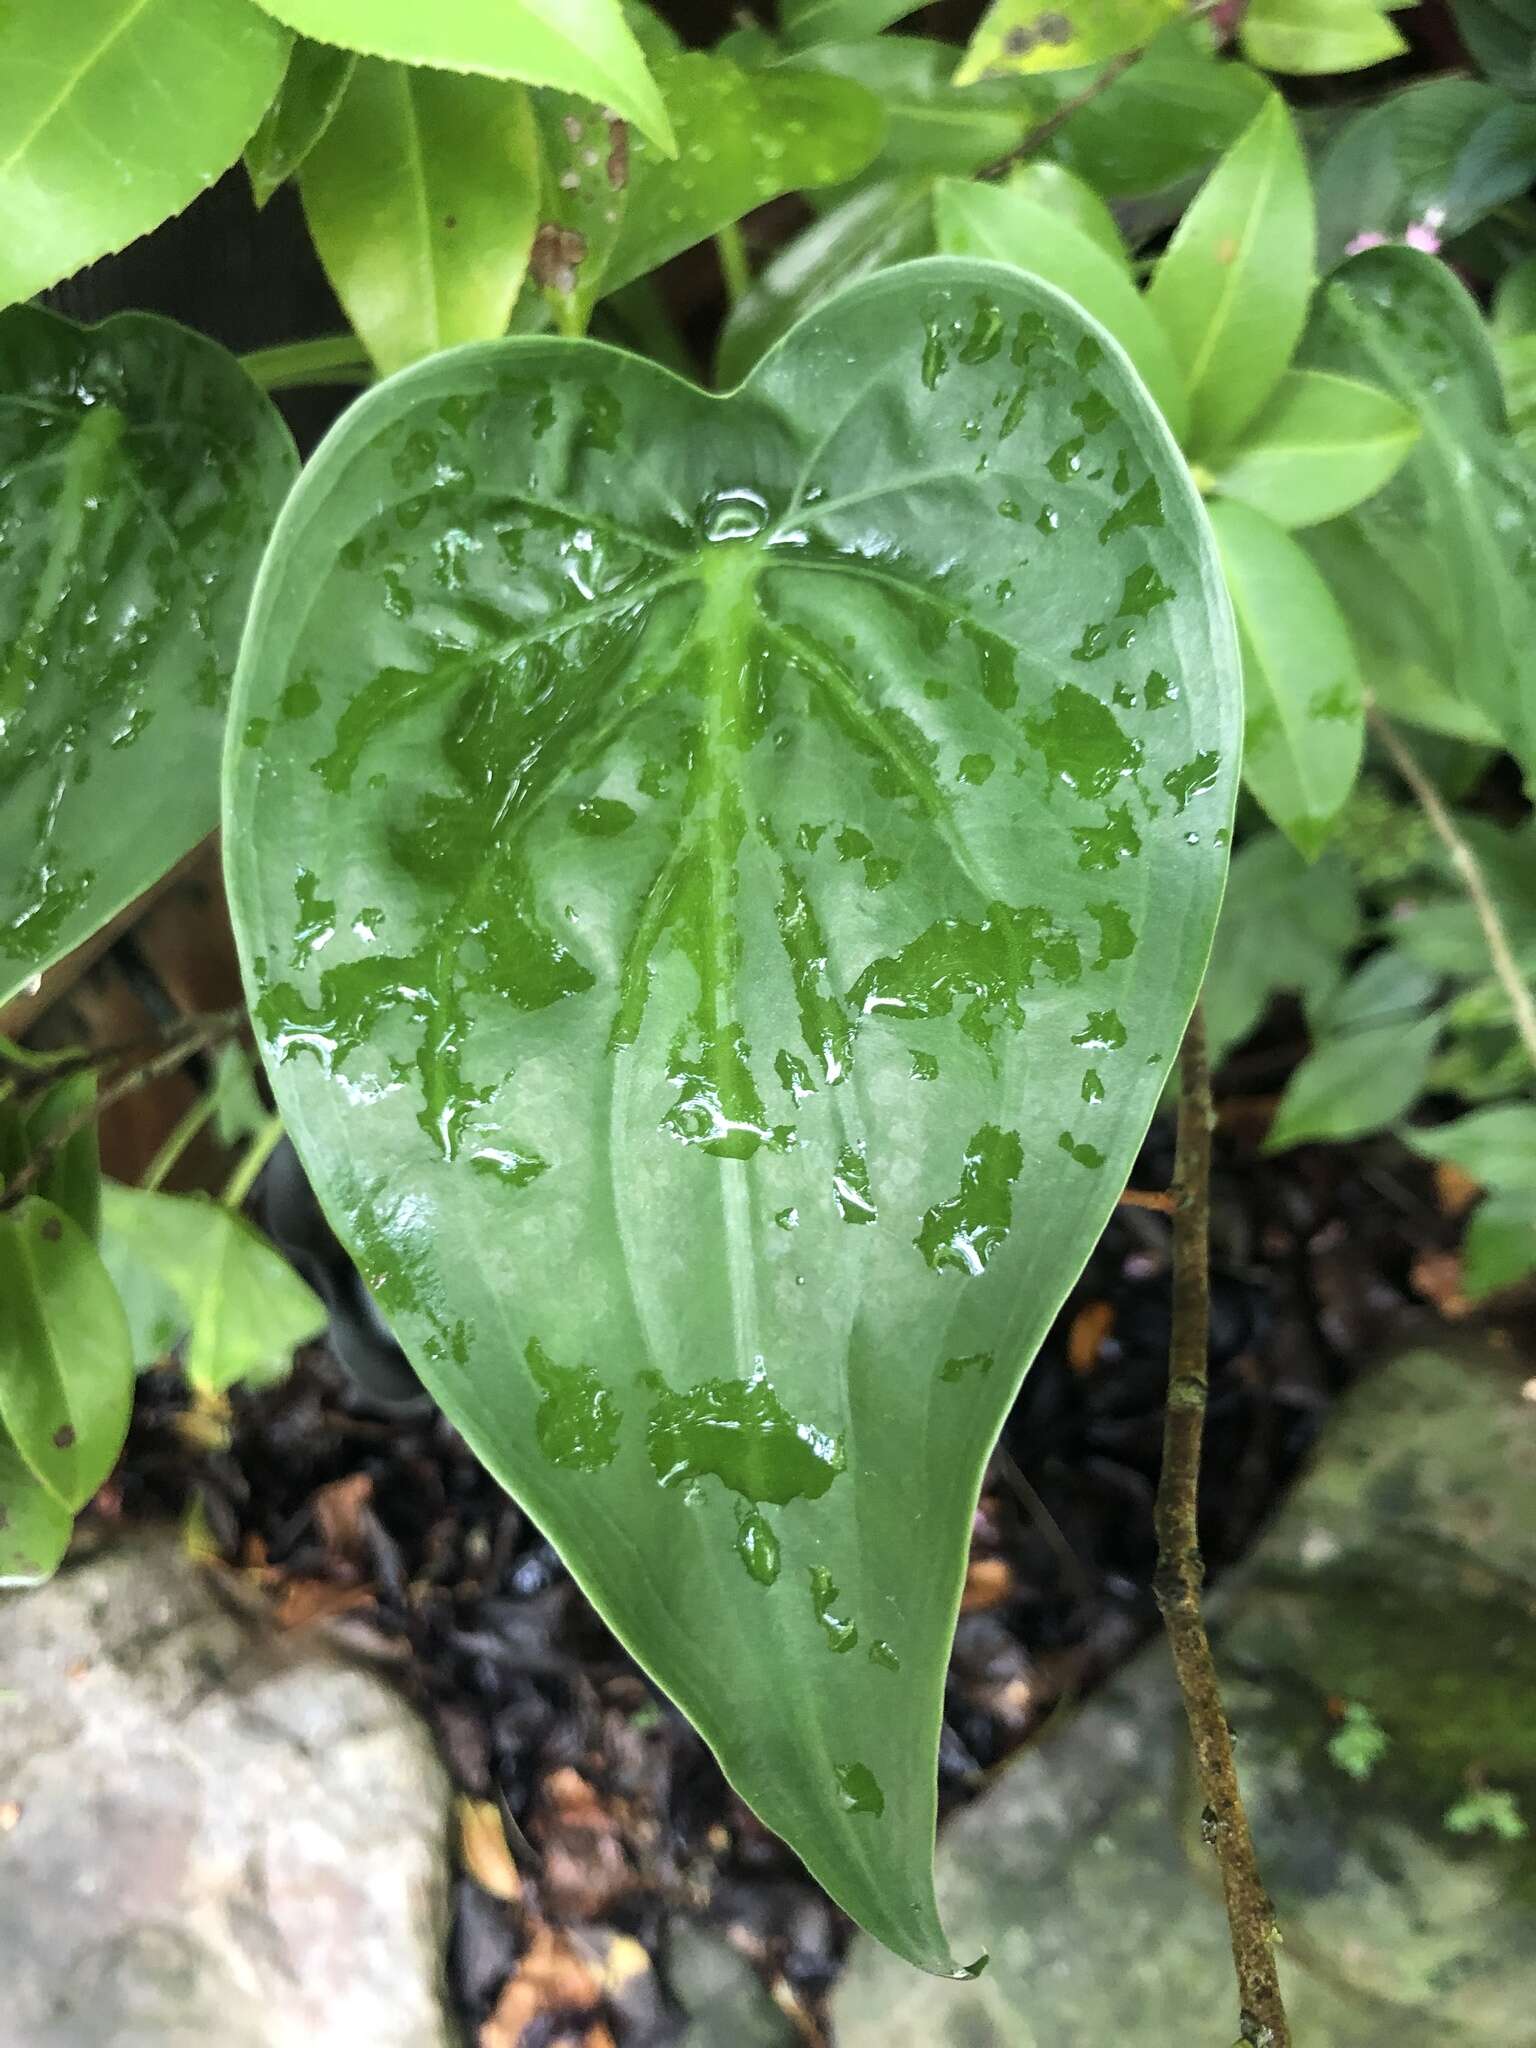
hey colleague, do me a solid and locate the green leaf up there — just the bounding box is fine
[224,258,1241,1969]
[933,178,1189,439]
[250,0,674,152]
[601,56,885,304]
[1040,24,1270,199]
[1451,0,1536,98]
[1405,1105,1536,1193]
[1241,0,1407,75]
[1206,368,1419,529]
[955,0,1183,85]
[0,1196,133,1510]
[999,161,1129,262]
[783,38,1039,187]
[209,1045,272,1149]
[1307,945,1436,1034]
[0,0,290,308]
[1208,499,1363,858]
[780,0,920,48]
[1462,1193,1536,1298]
[22,1073,101,1243]
[1301,246,1536,772]
[299,61,540,376]
[1314,79,1536,268]
[245,35,357,208]
[1203,833,1360,1064]
[1265,1011,1439,1148]
[0,309,297,1012]
[716,181,937,388]
[1147,93,1316,456]
[1493,254,1536,339]
[100,1186,327,1392]
[0,1423,73,1587]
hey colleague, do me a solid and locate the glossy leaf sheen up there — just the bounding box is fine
[0,309,297,1010]
[0,1425,72,1587]
[1209,498,1362,858]
[0,1197,133,1511]
[0,0,290,307]
[249,0,674,152]
[245,35,358,208]
[1147,92,1316,456]
[300,61,541,376]
[956,0,1182,84]
[100,1186,327,1392]
[225,260,1239,1969]
[933,178,1189,441]
[1206,368,1419,530]
[784,39,1039,189]
[1240,0,1407,74]
[780,0,921,48]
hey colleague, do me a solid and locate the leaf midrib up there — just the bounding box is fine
[0,0,161,179]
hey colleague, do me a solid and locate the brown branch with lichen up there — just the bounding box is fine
[1154,1003,1290,2048]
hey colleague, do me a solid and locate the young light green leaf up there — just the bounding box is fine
[1462,1194,1536,1298]
[598,55,886,303]
[300,61,540,375]
[225,259,1240,1970]
[0,0,291,308]
[999,161,1129,262]
[250,0,674,153]
[716,181,937,388]
[1041,23,1270,198]
[1209,499,1363,858]
[0,1425,73,1588]
[1203,833,1360,1062]
[0,1197,133,1511]
[933,178,1189,439]
[22,1073,101,1243]
[245,35,357,208]
[1147,92,1316,456]
[1241,0,1407,74]
[531,96,632,334]
[1205,368,1419,530]
[0,309,297,1012]
[955,0,1183,84]
[780,0,921,48]
[1265,1012,1439,1149]
[1404,1106,1536,1194]
[100,1186,327,1392]
[1301,246,1536,773]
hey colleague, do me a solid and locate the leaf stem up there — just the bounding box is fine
[977,0,1226,184]
[1368,702,1536,1071]
[715,222,752,308]
[220,1112,285,1212]
[1155,1003,1290,2048]
[240,334,375,393]
[143,1090,220,1193]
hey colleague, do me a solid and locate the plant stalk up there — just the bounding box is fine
[220,1111,285,1211]
[240,334,375,393]
[1154,1003,1290,2048]
[1368,702,1536,1071]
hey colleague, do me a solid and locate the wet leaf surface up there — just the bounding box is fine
[226,257,1239,1967]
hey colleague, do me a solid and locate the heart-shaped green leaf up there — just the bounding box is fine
[0,309,297,1008]
[0,0,291,307]
[225,259,1239,1969]
[249,0,675,153]
[0,1196,133,1511]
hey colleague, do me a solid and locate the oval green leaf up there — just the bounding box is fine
[0,1425,73,1587]
[955,0,1183,84]
[225,258,1240,1970]
[1241,0,1407,75]
[0,1196,133,1511]
[1206,367,1419,530]
[1147,90,1316,456]
[300,61,541,375]
[0,309,298,1010]
[0,0,291,307]
[1209,497,1362,858]
[933,176,1189,440]
[245,35,358,208]
[250,0,674,152]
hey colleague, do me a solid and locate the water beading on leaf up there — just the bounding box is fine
[0,309,298,1009]
[225,258,1240,1970]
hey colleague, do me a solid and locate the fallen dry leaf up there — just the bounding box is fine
[960,1557,1012,1613]
[312,1471,375,1563]
[479,1924,601,2048]
[534,1767,632,1920]
[458,1796,522,1903]
[1067,1299,1115,1374]
[1410,1248,1471,1320]
[1434,1160,1482,1218]
[272,1579,377,1631]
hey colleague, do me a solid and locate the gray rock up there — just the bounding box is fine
[835,1344,1536,2046]
[0,1536,455,2048]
